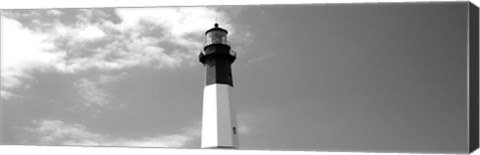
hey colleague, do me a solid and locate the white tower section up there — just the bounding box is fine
[201,84,239,148]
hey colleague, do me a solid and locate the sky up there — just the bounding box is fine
[0,2,472,153]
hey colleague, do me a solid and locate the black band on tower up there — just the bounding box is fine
[200,45,235,87]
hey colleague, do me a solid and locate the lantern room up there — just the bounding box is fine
[204,23,229,48]
[200,23,236,64]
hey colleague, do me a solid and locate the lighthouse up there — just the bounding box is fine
[199,23,239,149]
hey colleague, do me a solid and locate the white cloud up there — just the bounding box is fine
[237,113,256,134]
[76,24,106,40]
[97,73,127,84]
[48,22,106,42]
[25,120,105,145]
[112,7,232,50]
[1,16,65,98]
[46,9,63,16]
[48,7,229,73]
[1,16,63,87]
[238,124,251,134]
[25,120,200,148]
[70,74,130,113]
[73,78,116,112]
[1,7,235,96]
[53,35,183,73]
[246,53,276,64]
[1,90,19,100]
[115,8,211,35]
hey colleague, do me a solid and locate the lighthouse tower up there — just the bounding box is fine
[199,23,238,149]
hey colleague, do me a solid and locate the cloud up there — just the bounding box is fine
[45,22,107,48]
[71,76,129,113]
[46,9,63,16]
[246,53,276,64]
[54,7,233,72]
[24,119,200,148]
[238,124,251,134]
[1,7,234,97]
[97,72,127,84]
[113,7,231,38]
[1,90,19,100]
[0,16,63,88]
[2,7,232,74]
[236,113,256,135]
[69,73,127,113]
[1,15,65,98]
[75,24,106,41]
[25,120,105,145]
[74,78,112,109]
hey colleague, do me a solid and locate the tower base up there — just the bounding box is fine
[201,84,239,149]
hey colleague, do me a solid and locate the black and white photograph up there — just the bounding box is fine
[1,1,478,154]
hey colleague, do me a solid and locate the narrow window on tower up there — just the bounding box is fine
[233,127,237,135]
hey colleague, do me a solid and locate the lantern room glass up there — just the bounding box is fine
[205,30,228,46]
